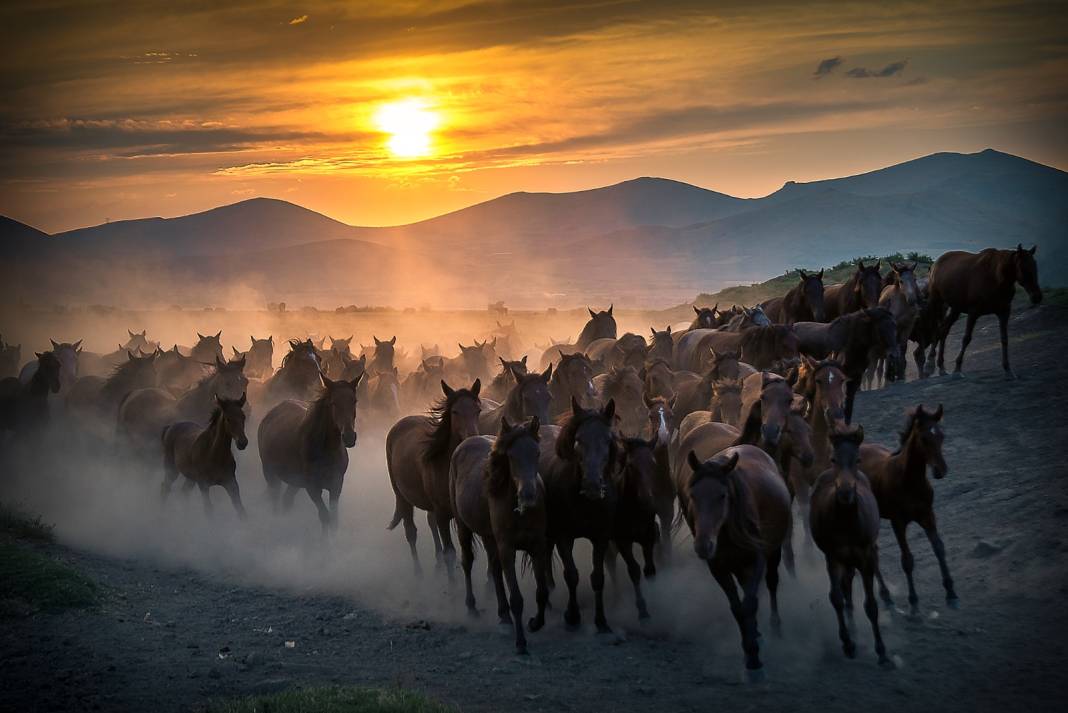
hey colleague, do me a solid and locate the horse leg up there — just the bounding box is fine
[842,565,856,623]
[616,539,650,621]
[427,511,444,568]
[951,312,978,376]
[327,479,341,531]
[306,488,331,533]
[456,521,478,616]
[394,497,422,576]
[264,474,281,514]
[591,538,611,633]
[557,539,582,629]
[198,483,213,518]
[435,510,456,583]
[862,550,890,666]
[766,547,782,637]
[486,540,510,625]
[641,539,656,579]
[221,478,247,520]
[844,379,859,424]
[920,511,959,608]
[826,559,855,659]
[875,555,894,607]
[499,546,528,654]
[711,562,763,675]
[936,308,961,376]
[913,341,927,380]
[281,484,299,512]
[892,519,919,614]
[528,547,549,633]
[657,501,673,569]
[160,459,179,506]
[997,307,1014,379]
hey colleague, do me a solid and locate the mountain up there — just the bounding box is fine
[1,149,1064,308]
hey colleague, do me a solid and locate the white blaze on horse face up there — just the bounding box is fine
[657,407,670,445]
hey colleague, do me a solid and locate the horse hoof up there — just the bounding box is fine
[638,610,651,621]
[564,612,581,630]
[946,597,961,610]
[527,617,544,633]
[843,642,857,659]
[466,607,480,619]
[744,667,766,684]
[595,623,612,634]
[950,371,963,380]
[498,616,513,628]
[516,645,529,656]
[878,656,896,670]
[1004,371,1017,381]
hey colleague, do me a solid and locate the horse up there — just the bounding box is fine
[593,366,646,437]
[244,336,274,380]
[385,379,482,574]
[587,333,647,371]
[764,269,826,324]
[19,339,81,394]
[370,336,398,374]
[676,446,791,678]
[671,350,747,420]
[0,351,61,435]
[644,396,677,565]
[930,244,1042,379]
[675,379,744,445]
[161,394,249,518]
[479,364,552,435]
[724,305,772,332]
[824,260,884,321]
[692,326,799,373]
[0,337,21,379]
[906,278,941,380]
[648,326,675,363]
[189,331,224,364]
[809,424,890,667]
[642,358,675,402]
[320,336,354,380]
[868,262,919,386]
[450,418,549,653]
[489,320,523,361]
[449,340,496,384]
[688,304,724,331]
[789,358,848,533]
[859,404,958,613]
[263,339,323,405]
[257,372,363,531]
[365,367,403,423]
[402,356,446,411]
[157,346,207,394]
[66,350,158,436]
[486,355,528,402]
[612,435,662,581]
[575,305,617,351]
[542,398,643,631]
[548,352,598,421]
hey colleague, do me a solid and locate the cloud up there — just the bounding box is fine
[289,15,309,25]
[813,56,843,78]
[846,59,908,79]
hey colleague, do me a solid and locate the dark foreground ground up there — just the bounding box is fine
[2,304,1067,713]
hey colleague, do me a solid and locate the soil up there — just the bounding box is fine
[2,304,1067,713]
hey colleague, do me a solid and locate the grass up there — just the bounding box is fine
[205,686,457,713]
[0,500,97,615]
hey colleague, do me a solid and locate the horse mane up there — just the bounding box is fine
[555,407,614,462]
[894,406,923,453]
[423,388,478,466]
[601,366,639,395]
[486,426,540,497]
[738,325,792,363]
[644,357,672,372]
[105,355,150,384]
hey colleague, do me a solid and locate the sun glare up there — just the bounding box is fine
[373,98,440,158]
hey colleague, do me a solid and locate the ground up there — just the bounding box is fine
[1,304,1067,713]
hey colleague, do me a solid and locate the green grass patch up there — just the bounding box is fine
[205,686,456,713]
[0,501,55,542]
[0,542,98,614]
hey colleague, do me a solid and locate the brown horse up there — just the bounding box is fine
[682,326,799,373]
[676,378,744,443]
[688,304,724,330]
[485,355,528,402]
[824,260,883,321]
[158,346,207,394]
[548,352,598,421]
[161,394,249,518]
[66,350,157,436]
[930,244,1042,379]
[723,305,772,332]
[402,356,445,411]
[607,435,661,599]
[790,358,848,531]
[187,331,224,364]
[448,340,496,384]
[366,367,402,422]
[869,262,920,386]
[542,398,639,631]
[648,326,675,363]
[479,364,552,435]
[244,336,274,380]
[385,379,482,574]
[263,339,323,405]
[810,425,890,666]
[676,446,791,678]
[370,336,397,373]
[257,372,362,531]
[0,351,61,435]
[859,404,958,612]
[642,358,675,402]
[576,305,617,350]
[645,396,677,564]
[594,365,646,437]
[764,269,826,324]
[588,333,648,371]
[451,418,548,653]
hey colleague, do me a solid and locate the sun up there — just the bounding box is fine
[373,98,440,158]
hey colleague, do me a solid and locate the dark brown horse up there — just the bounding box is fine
[479,364,552,435]
[676,446,791,678]
[678,327,797,374]
[451,418,549,653]
[810,425,890,666]
[642,358,675,402]
[541,398,639,631]
[859,404,958,612]
[244,336,275,380]
[19,339,81,394]
[157,346,206,394]
[790,358,848,519]
[576,305,617,350]
[161,393,249,518]
[385,379,482,574]
[764,269,826,324]
[648,326,675,363]
[366,366,402,422]
[645,396,677,564]
[486,355,528,402]
[688,304,724,330]
[402,356,445,411]
[257,372,362,531]
[370,335,398,374]
[548,352,598,421]
[449,340,496,384]
[189,331,224,364]
[263,339,323,405]
[0,350,61,435]
[594,365,646,437]
[930,244,1042,379]
[824,260,883,321]
[66,350,157,436]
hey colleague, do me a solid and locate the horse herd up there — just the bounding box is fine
[0,245,1043,678]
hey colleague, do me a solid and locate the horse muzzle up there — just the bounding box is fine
[694,537,716,561]
[1029,290,1043,306]
[580,480,607,501]
[762,424,782,448]
[343,431,357,448]
[236,437,249,451]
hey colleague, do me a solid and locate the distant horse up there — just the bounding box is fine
[79,329,157,376]
[688,304,725,331]
[869,262,919,386]
[593,365,646,437]
[0,351,61,435]
[157,346,207,394]
[542,398,643,631]
[824,260,883,321]
[244,336,275,380]
[859,404,958,612]
[676,447,791,678]
[587,333,647,371]
[451,418,549,653]
[642,358,675,402]
[763,269,826,324]
[672,350,746,419]
[385,379,482,574]
[675,378,745,445]
[19,339,81,395]
[929,244,1042,378]
[646,326,673,364]
[185,331,224,364]
[365,367,402,423]
[576,305,617,351]
[489,320,523,361]
[161,394,249,518]
[258,372,363,531]
[684,326,799,373]
[479,364,552,435]
[402,356,446,411]
[644,396,676,564]
[370,336,397,374]
[548,352,598,421]
[320,336,354,380]
[724,305,771,332]
[486,355,528,402]
[0,337,21,379]
[449,340,496,384]
[263,339,323,405]
[810,425,890,666]
[66,351,158,435]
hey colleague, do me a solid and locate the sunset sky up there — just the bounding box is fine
[2,0,1065,233]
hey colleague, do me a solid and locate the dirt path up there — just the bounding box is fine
[3,305,1067,713]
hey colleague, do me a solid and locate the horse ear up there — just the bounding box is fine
[590,307,597,318]
[817,269,824,279]
[651,327,657,337]
[73,340,82,352]
[934,404,944,421]
[457,343,465,352]
[498,356,507,368]
[1017,242,1024,251]
[215,355,226,368]
[666,325,671,334]
[129,329,136,337]
[471,378,481,397]
[197,332,206,340]
[607,304,613,316]
[441,380,455,397]
[140,330,147,337]
[520,355,528,366]
[390,336,397,345]
[798,270,807,280]
[1030,244,1037,255]
[687,450,702,473]
[541,363,552,382]
[856,260,865,270]
[268,336,273,344]
[723,452,740,474]
[500,418,513,435]
[232,346,240,355]
[50,338,60,349]
[35,351,42,359]
[128,351,136,362]
[214,330,222,339]
[374,336,382,346]
[693,305,701,315]
[350,370,365,388]
[603,398,616,421]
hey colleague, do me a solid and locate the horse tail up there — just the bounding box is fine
[384,439,405,530]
